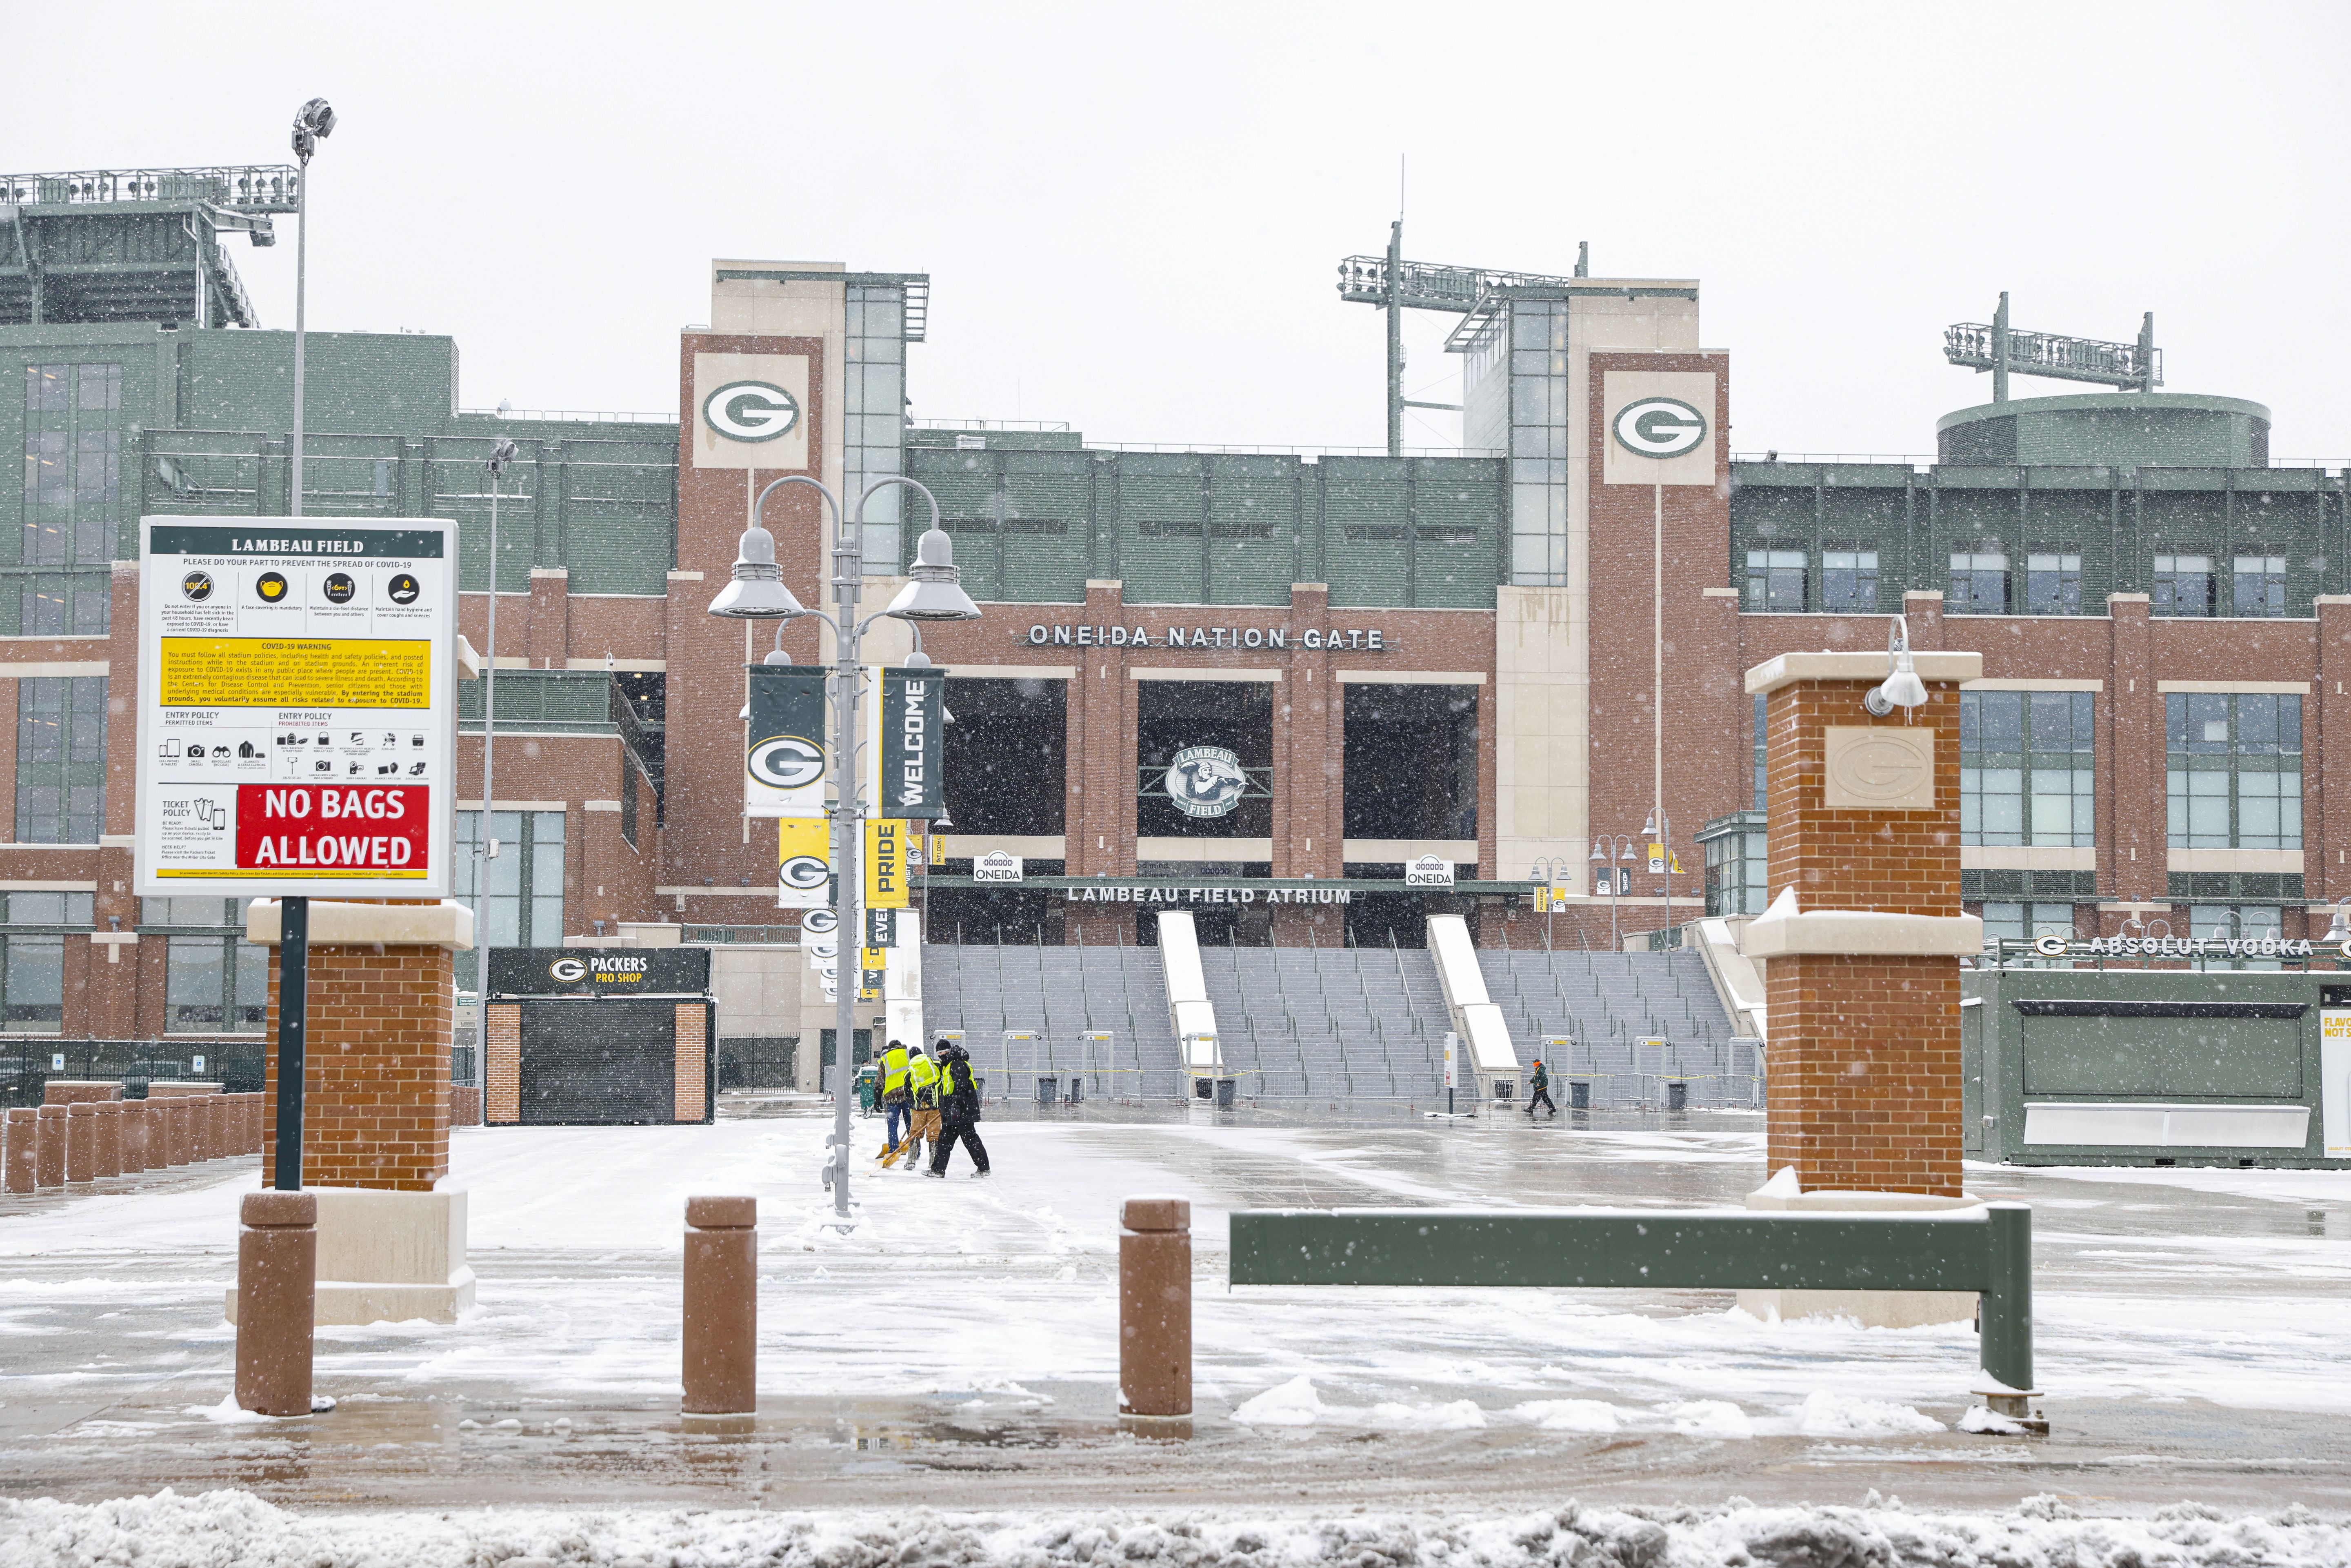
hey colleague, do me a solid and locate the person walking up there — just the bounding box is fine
[1525,1057,1557,1118]
[898,1043,941,1170]
[925,1038,990,1179]
[876,1039,913,1162]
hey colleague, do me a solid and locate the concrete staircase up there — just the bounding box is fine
[920,943,1183,1102]
[1195,943,1455,1101]
[1476,947,1758,1108]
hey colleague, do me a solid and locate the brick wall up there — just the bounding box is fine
[674,1002,707,1122]
[487,1003,520,1124]
[1762,677,1963,1196]
[260,943,453,1192]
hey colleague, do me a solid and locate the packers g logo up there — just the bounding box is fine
[703,380,800,443]
[548,957,588,983]
[749,735,824,790]
[1611,396,1709,459]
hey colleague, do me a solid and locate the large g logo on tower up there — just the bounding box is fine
[1611,396,1709,459]
[702,380,801,443]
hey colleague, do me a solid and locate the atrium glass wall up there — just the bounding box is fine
[1137,681,1273,840]
[18,362,122,636]
[16,675,106,844]
[0,892,84,1034]
[1341,684,1478,841]
[1461,299,1567,586]
[844,284,907,573]
[454,810,567,989]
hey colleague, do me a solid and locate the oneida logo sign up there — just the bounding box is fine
[703,380,801,443]
[1611,396,1708,459]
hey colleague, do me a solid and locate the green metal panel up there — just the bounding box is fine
[1321,458,1408,607]
[458,670,611,733]
[1118,453,1209,605]
[1409,457,1502,609]
[2020,1012,2302,1098]
[176,331,458,435]
[1001,451,1093,604]
[1206,455,1299,607]
[1229,1205,2034,1393]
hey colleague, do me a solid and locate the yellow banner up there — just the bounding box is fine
[159,637,431,709]
[777,816,828,864]
[864,818,909,909]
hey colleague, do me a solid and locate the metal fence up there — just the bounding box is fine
[0,1039,267,1107]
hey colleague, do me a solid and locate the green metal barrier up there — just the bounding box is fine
[1230,1203,2034,1393]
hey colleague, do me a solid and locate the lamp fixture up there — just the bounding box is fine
[1864,615,1930,717]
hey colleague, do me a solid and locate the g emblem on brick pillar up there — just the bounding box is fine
[1822,726,1935,810]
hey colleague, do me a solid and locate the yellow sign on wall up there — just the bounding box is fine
[864,818,909,909]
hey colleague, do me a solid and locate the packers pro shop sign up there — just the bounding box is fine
[487,946,713,996]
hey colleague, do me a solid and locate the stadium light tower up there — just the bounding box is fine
[1943,292,2160,404]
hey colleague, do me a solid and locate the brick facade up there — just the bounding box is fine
[260,944,454,1192]
[1761,677,1964,1196]
[674,1002,707,1121]
[486,1003,520,1124]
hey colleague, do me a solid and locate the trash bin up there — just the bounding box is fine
[1214,1077,1237,1110]
[855,1065,878,1114]
[1667,1081,1689,1112]
[1036,1077,1058,1108]
[1569,1081,1590,1110]
[1067,1077,1085,1105]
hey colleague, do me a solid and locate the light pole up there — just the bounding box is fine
[472,438,519,1056]
[709,473,975,1221]
[1642,807,1676,942]
[273,95,333,1194]
[1590,835,1636,951]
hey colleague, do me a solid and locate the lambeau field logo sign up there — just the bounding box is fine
[702,380,801,443]
[1611,396,1708,459]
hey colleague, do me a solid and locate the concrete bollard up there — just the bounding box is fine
[65,1102,97,1184]
[190,1095,213,1163]
[35,1105,67,1188]
[209,1093,230,1159]
[164,1097,191,1166]
[119,1099,149,1174]
[4,1107,35,1193]
[1119,1195,1193,1425]
[681,1195,758,1418]
[241,1093,260,1155]
[93,1102,122,1179]
[235,1190,318,1417]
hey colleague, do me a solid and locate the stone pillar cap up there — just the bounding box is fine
[1746,650,1981,695]
[685,1195,757,1229]
[1122,1196,1191,1232]
[247,899,476,951]
[241,1190,318,1228]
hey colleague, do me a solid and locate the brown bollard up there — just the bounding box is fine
[241,1093,260,1154]
[4,1108,36,1193]
[65,1102,97,1184]
[119,1099,149,1174]
[34,1105,67,1188]
[1119,1195,1193,1426]
[189,1095,213,1163]
[235,1190,317,1417]
[93,1102,122,1179]
[682,1195,758,1419]
[165,1097,192,1166]
[209,1093,230,1159]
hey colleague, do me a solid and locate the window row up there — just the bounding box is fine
[1740,548,2302,616]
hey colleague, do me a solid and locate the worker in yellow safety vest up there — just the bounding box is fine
[895,1044,942,1170]
[876,1040,913,1162]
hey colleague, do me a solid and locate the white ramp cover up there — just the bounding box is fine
[1156,910,1221,1074]
[1427,914,1518,1077]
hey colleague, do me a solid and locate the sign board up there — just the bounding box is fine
[777,816,831,909]
[191,1053,207,1072]
[488,946,712,996]
[973,850,1024,884]
[745,666,827,818]
[1164,745,1249,819]
[50,1052,64,1071]
[2324,1009,2351,1159]
[872,669,946,820]
[1442,1031,1459,1090]
[864,819,909,909]
[865,908,897,949]
[1405,854,1456,889]
[134,518,457,896]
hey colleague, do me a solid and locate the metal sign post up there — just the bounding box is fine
[274,895,307,1188]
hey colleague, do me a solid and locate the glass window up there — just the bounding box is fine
[454,808,569,990]
[2232,555,2287,618]
[1961,691,2094,846]
[2166,693,2301,849]
[2025,553,2081,615]
[0,935,64,1032]
[844,284,908,573]
[1752,694,1767,811]
[22,362,125,586]
[1948,552,2009,613]
[15,676,106,843]
[2152,553,2213,617]
[1744,550,1807,612]
[164,933,269,1033]
[1822,550,1878,612]
[1702,820,1770,917]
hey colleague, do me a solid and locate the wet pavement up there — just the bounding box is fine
[2,1096,2346,1515]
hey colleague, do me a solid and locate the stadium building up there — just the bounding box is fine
[5,162,2351,1106]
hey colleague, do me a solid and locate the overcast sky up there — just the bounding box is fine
[14,2,2349,460]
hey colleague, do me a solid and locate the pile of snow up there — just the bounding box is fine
[1511,1398,1622,1432]
[1793,1389,1945,1436]
[1229,1376,1482,1431]
[1660,1398,1755,1437]
[3,1491,2346,1568]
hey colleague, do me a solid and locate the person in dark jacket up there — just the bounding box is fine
[1526,1057,1557,1117]
[925,1039,991,1178]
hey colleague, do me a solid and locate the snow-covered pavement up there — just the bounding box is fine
[2,1100,2347,1521]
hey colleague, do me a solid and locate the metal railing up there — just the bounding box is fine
[459,407,675,425]
[1,1039,266,1107]
[0,166,302,212]
[1944,321,2160,389]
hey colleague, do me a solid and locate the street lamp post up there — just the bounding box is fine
[1642,808,1676,942]
[273,95,333,1194]
[471,439,519,1085]
[709,473,976,1221]
[1590,835,1636,951]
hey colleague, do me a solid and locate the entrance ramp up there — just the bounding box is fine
[1475,946,1753,1108]
[919,943,1182,1101]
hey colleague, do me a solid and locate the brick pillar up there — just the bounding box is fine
[251,900,468,1192]
[674,1002,709,1122]
[1743,646,1982,1196]
[487,1002,521,1123]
